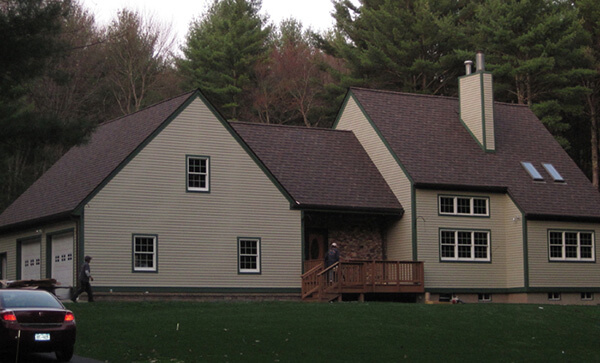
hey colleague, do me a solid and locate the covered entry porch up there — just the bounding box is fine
[301,212,424,301]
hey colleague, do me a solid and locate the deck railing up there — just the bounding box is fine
[301,260,424,301]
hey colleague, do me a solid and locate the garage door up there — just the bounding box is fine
[51,233,74,293]
[21,239,41,280]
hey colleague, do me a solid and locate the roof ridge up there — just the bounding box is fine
[99,90,196,127]
[230,121,352,134]
[350,87,458,102]
[350,87,531,108]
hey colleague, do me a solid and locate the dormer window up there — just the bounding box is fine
[521,162,543,181]
[542,163,564,182]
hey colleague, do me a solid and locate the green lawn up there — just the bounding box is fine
[69,301,600,362]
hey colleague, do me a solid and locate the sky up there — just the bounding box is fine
[80,0,340,51]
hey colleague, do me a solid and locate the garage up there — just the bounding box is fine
[51,232,74,299]
[20,239,41,280]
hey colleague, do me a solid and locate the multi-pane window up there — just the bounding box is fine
[581,292,594,301]
[133,235,157,272]
[478,293,492,302]
[238,238,260,274]
[549,231,595,261]
[440,229,490,261]
[439,196,489,216]
[548,292,561,301]
[187,156,209,192]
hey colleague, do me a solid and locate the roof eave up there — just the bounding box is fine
[0,211,76,234]
[293,203,404,216]
[414,182,508,193]
[525,213,600,223]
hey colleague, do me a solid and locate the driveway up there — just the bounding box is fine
[1,352,103,362]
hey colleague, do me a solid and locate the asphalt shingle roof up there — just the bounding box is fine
[349,87,600,220]
[230,122,403,214]
[0,91,196,229]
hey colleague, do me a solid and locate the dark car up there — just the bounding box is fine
[0,289,76,362]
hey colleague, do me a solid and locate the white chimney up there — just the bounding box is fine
[459,51,495,152]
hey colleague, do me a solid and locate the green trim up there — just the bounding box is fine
[73,92,200,215]
[237,237,262,275]
[93,286,301,294]
[427,286,600,294]
[522,212,529,288]
[132,234,159,273]
[0,252,6,280]
[45,228,75,280]
[341,91,418,260]
[301,211,306,274]
[77,211,85,287]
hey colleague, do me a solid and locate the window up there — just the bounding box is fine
[238,238,260,274]
[542,163,564,182]
[549,231,595,261]
[133,235,157,272]
[187,156,209,192]
[521,162,544,181]
[440,229,490,261]
[548,292,561,301]
[439,196,489,216]
[478,293,492,302]
[581,292,594,301]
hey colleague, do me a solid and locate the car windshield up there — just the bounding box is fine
[0,290,63,309]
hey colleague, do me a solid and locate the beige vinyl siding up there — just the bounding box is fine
[0,220,77,281]
[335,96,413,260]
[416,190,518,289]
[503,197,525,287]
[459,75,484,145]
[527,220,600,287]
[84,97,302,289]
[482,73,495,150]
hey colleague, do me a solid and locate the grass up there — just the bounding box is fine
[68,301,600,362]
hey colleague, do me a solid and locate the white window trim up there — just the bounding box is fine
[238,238,261,274]
[440,229,491,262]
[187,155,210,192]
[478,293,492,302]
[548,230,595,262]
[133,235,157,272]
[548,292,561,301]
[439,196,489,217]
[581,292,594,301]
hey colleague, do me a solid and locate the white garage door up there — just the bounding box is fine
[51,233,74,293]
[21,240,41,280]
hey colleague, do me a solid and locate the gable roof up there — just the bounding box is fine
[348,87,600,221]
[230,122,403,214]
[0,91,197,230]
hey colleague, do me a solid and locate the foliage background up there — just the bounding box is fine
[2,0,600,212]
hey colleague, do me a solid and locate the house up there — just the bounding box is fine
[1,52,599,304]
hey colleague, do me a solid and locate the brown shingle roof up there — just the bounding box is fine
[230,122,403,214]
[0,91,196,229]
[349,87,600,221]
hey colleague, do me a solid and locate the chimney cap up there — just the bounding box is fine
[464,60,473,75]
[475,52,485,72]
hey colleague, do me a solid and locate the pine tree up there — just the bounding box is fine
[178,0,271,120]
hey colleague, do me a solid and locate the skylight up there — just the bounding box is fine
[521,162,543,181]
[542,163,565,182]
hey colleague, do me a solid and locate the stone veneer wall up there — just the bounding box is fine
[306,213,388,260]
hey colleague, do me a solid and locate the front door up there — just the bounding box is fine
[305,229,327,271]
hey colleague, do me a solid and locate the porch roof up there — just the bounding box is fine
[230,122,403,215]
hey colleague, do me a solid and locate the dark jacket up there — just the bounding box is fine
[324,247,339,268]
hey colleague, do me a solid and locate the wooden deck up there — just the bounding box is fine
[301,260,424,302]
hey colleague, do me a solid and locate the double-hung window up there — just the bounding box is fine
[439,196,489,216]
[238,238,260,274]
[133,235,157,272]
[187,156,210,192]
[549,230,595,261]
[440,229,490,261]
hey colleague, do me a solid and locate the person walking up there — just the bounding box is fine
[71,256,94,303]
[324,243,340,282]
